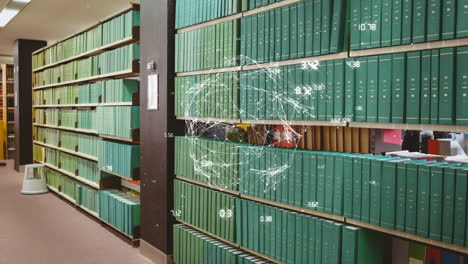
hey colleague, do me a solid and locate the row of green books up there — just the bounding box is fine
[240,0,347,65]
[98,190,140,236]
[174,179,236,242]
[59,109,78,128]
[32,9,140,69]
[45,168,76,200]
[32,43,140,87]
[59,131,78,151]
[175,137,240,191]
[175,72,240,119]
[174,224,274,264]
[34,79,138,105]
[175,0,241,29]
[77,109,97,130]
[177,46,468,125]
[96,106,140,139]
[175,20,239,72]
[35,127,59,146]
[77,134,102,158]
[237,198,386,264]
[175,137,468,247]
[102,10,140,46]
[76,183,99,213]
[98,140,140,179]
[350,0,468,50]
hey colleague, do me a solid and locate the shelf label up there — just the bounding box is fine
[147,74,159,110]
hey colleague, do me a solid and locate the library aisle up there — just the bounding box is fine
[0,161,151,264]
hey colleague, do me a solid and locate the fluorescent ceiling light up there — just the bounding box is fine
[13,0,31,3]
[0,8,20,27]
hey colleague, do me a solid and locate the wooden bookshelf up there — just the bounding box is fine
[42,162,100,189]
[346,219,468,255]
[33,102,133,108]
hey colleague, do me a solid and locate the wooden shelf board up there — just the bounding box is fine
[346,219,468,255]
[242,119,347,127]
[98,216,138,240]
[242,52,348,71]
[34,141,98,162]
[75,176,100,189]
[100,169,133,181]
[33,123,98,135]
[240,247,283,264]
[121,179,140,192]
[176,116,241,124]
[241,194,345,222]
[176,219,238,248]
[78,205,99,218]
[33,69,139,90]
[350,37,468,57]
[33,102,133,108]
[176,176,240,196]
[243,0,301,17]
[349,122,468,132]
[33,36,139,73]
[99,134,138,143]
[176,66,242,77]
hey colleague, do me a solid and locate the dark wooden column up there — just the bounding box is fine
[139,0,183,262]
[13,39,46,172]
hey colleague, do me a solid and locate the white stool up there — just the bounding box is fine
[21,164,48,195]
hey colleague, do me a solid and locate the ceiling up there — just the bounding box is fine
[0,0,140,57]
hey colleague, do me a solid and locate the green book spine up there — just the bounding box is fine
[366,56,378,123]
[361,158,371,223]
[439,48,455,125]
[350,0,361,50]
[401,0,413,44]
[326,60,335,121]
[405,163,419,235]
[302,152,311,209]
[430,49,440,124]
[406,51,421,124]
[343,156,353,218]
[257,11,265,64]
[427,0,442,41]
[263,9,270,63]
[274,8,282,61]
[316,155,326,212]
[359,0,372,49]
[345,58,356,120]
[416,165,431,238]
[320,0,332,54]
[317,63,327,120]
[308,217,316,264]
[380,0,392,47]
[341,226,358,264]
[354,57,367,122]
[330,0,346,53]
[281,150,289,205]
[305,0,314,56]
[294,151,303,208]
[429,166,443,241]
[314,219,322,264]
[297,1,305,58]
[281,210,288,263]
[456,47,468,125]
[377,55,392,123]
[420,51,432,124]
[370,0,382,48]
[275,207,282,261]
[334,59,345,119]
[281,6,290,61]
[268,10,275,62]
[245,15,252,65]
[457,0,468,37]
[313,0,322,55]
[442,0,456,39]
[251,14,258,64]
[289,3,298,59]
[381,161,397,230]
[333,155,344,216]
[321,221,331,262]
[369,158,383,226]
[294,214,303,264]
[324,154,335,214]
[454,167,467,246]
[240,18,247,65]
[412,0,427,43]
[352,157,362,221]
[309,153,317,210]
[301,215,309,264]
[395,162,407,232]
[442,167,456,243]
